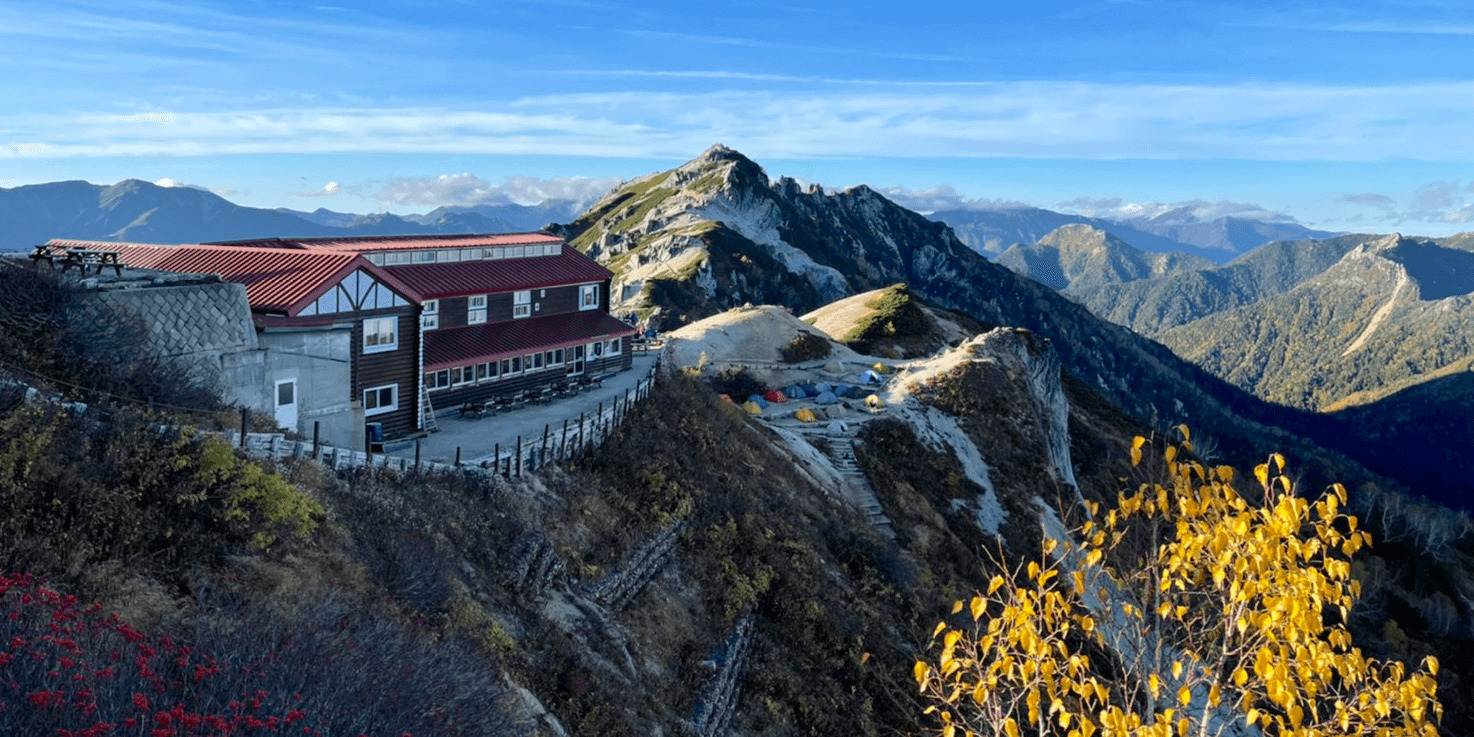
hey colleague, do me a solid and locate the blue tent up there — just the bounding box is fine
[845,385,871,399]
[814,382,833,395]
[814,391,839,405]
[746,394,769,409]
[833,383,852,397]
[784,384,809,399]
[797,381,819,395]
[859,370,883,384]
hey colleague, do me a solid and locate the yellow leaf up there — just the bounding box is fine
[970,596,985,622]
[933,622,947,639]
[1003,718,1020,737]
[914,661,931,687]
[1246,708,1260,726]
[1290,703,1304,728]
[1165,445,1178,463]
[1254,463,1269,488]
[951,600,963,614]
[1178,686,1192,706]
[1149,674,1162,698]
[1427,656,1440,676]
[1178,424,1190,441]
[1233,668,1248,687]
[987,575,1005,595]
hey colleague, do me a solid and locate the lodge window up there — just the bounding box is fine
[507,356,522,375]
[590,340,604,358]
[513,290,532,319]
[412,250,437,263]
[364,384,397,416]
[424,370,450,391]
[468,295,488,325]
[547,349,563,367]
[421,299,439,330]
[579,284,599,311]
[363,317,398,353]
[606,337,622,356]
[476,361,497,382]
[530,352,544,370]
[452,366,476,387]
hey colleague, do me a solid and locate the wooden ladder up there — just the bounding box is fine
[420,385,440,433]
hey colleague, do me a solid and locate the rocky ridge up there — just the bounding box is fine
[994,223,1215,293]
[1159,233,1474,411]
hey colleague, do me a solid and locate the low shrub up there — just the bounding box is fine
[780,332,831,363]
[0,572,517,737]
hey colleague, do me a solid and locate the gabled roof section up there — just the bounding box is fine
[213,232,564,252]
[389,245,614,299]
[49,239,421,316]
[424,310,638,370]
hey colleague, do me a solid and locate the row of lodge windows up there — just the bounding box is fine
[364,243,562,266]
[423,338,623,393]
[417,285,598,332]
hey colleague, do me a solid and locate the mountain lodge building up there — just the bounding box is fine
[46,233,637,447]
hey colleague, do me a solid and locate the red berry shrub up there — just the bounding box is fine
[1,574,514,736]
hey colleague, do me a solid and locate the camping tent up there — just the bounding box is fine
[742,401,763,415]
[746,394,769,409]
[859,370,883,384]
[784,384,808,399]
[872,362,892,374]
[814,391,839,405]
[763,389,789,404]
[795,408,818,423]
[865,394,884,411]
[814,382,833,395]
[827,420,848,435]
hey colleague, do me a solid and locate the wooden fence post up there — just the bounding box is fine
[515,435,523,477]
[540,424,549,469]
[239,407,249,448]
[414,440,422,471]
[312,421,320,461]
[560,418,568,460]
[455,447,461,467]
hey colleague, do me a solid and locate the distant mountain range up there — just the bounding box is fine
[0,179,584,251]
[930,206,1336,262]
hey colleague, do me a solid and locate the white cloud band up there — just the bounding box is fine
[9,81,1474,162]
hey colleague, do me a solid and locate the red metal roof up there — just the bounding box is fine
[424,311,637,370]
[49,239,420,316]
[387,246,613,299]
[215,232,563,252]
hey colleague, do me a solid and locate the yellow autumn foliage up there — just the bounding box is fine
[914,432,1441,737]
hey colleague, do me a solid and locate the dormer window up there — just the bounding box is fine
[579,284,599,311]
[421,299,439,330]
[513,290,531,319]
[468,295,488,324]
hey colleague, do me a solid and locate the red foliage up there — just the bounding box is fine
[0,572,407,737]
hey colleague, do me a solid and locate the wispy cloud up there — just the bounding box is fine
[295,181,341,198]
[375,173,620,208]
[1335,182,1474,225]
[616,28,980,63]
[1059,197,1299,223]
[878,184,1030,212]
[10,80,1474,162]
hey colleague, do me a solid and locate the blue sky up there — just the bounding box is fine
[4,0,1474,233]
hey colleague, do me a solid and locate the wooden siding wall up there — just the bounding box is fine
[428,347,634,410]
[351,309,419,439]
[424,283,601,329]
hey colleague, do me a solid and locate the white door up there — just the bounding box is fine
[274,379,298,431]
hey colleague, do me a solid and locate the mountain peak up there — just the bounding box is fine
[692,143,749,167]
